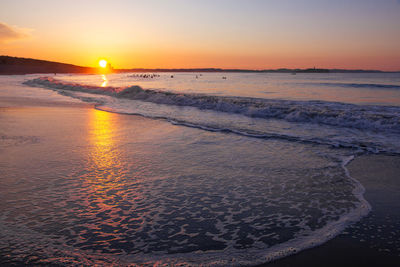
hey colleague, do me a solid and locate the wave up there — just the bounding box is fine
[317,82,400,90]
[24,77,400,135]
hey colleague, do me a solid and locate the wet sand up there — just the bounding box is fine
[263,154,400,266]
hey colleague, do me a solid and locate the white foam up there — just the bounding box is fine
[23,77,400,154]
[24,77,400,134]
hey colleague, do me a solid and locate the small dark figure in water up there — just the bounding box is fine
[222,76,227,79]
[171,75,174,78]
[128,73,160,79]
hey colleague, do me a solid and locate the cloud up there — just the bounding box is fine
[0,22,31,43]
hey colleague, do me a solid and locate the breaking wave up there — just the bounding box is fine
[25,77,400,133]
[24,77,400,154]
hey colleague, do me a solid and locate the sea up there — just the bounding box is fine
[1,72,400,265]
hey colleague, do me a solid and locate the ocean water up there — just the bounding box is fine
[26,73,400,153]
[0,72,399,265]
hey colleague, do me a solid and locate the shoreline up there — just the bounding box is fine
[262,154,400,266]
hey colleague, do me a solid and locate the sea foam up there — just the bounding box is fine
[24,77,400,133]
[24,77,400,154]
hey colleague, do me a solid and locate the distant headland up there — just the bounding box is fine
[1,56,398,75]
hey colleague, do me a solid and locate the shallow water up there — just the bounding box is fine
[1,73,397,265]
[0,105,367,265]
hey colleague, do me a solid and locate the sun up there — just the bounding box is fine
[99,59,108,68]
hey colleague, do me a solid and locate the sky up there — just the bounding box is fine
[1,0,400,70]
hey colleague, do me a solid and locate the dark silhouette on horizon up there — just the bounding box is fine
[1,56,397,75]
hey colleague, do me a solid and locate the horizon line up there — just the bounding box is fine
[1,55,400,73]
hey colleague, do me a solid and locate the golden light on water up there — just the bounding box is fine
[101,74,108,87]
[85,109,121,209]
[86,108,147,208]
[99,59,108,68]
[89,109,117,168]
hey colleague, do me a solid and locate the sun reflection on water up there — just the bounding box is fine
[89,109,116,161]
[101,74,108,87]
[85,109,123,210]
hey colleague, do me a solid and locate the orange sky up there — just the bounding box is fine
[1,0,400,70]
